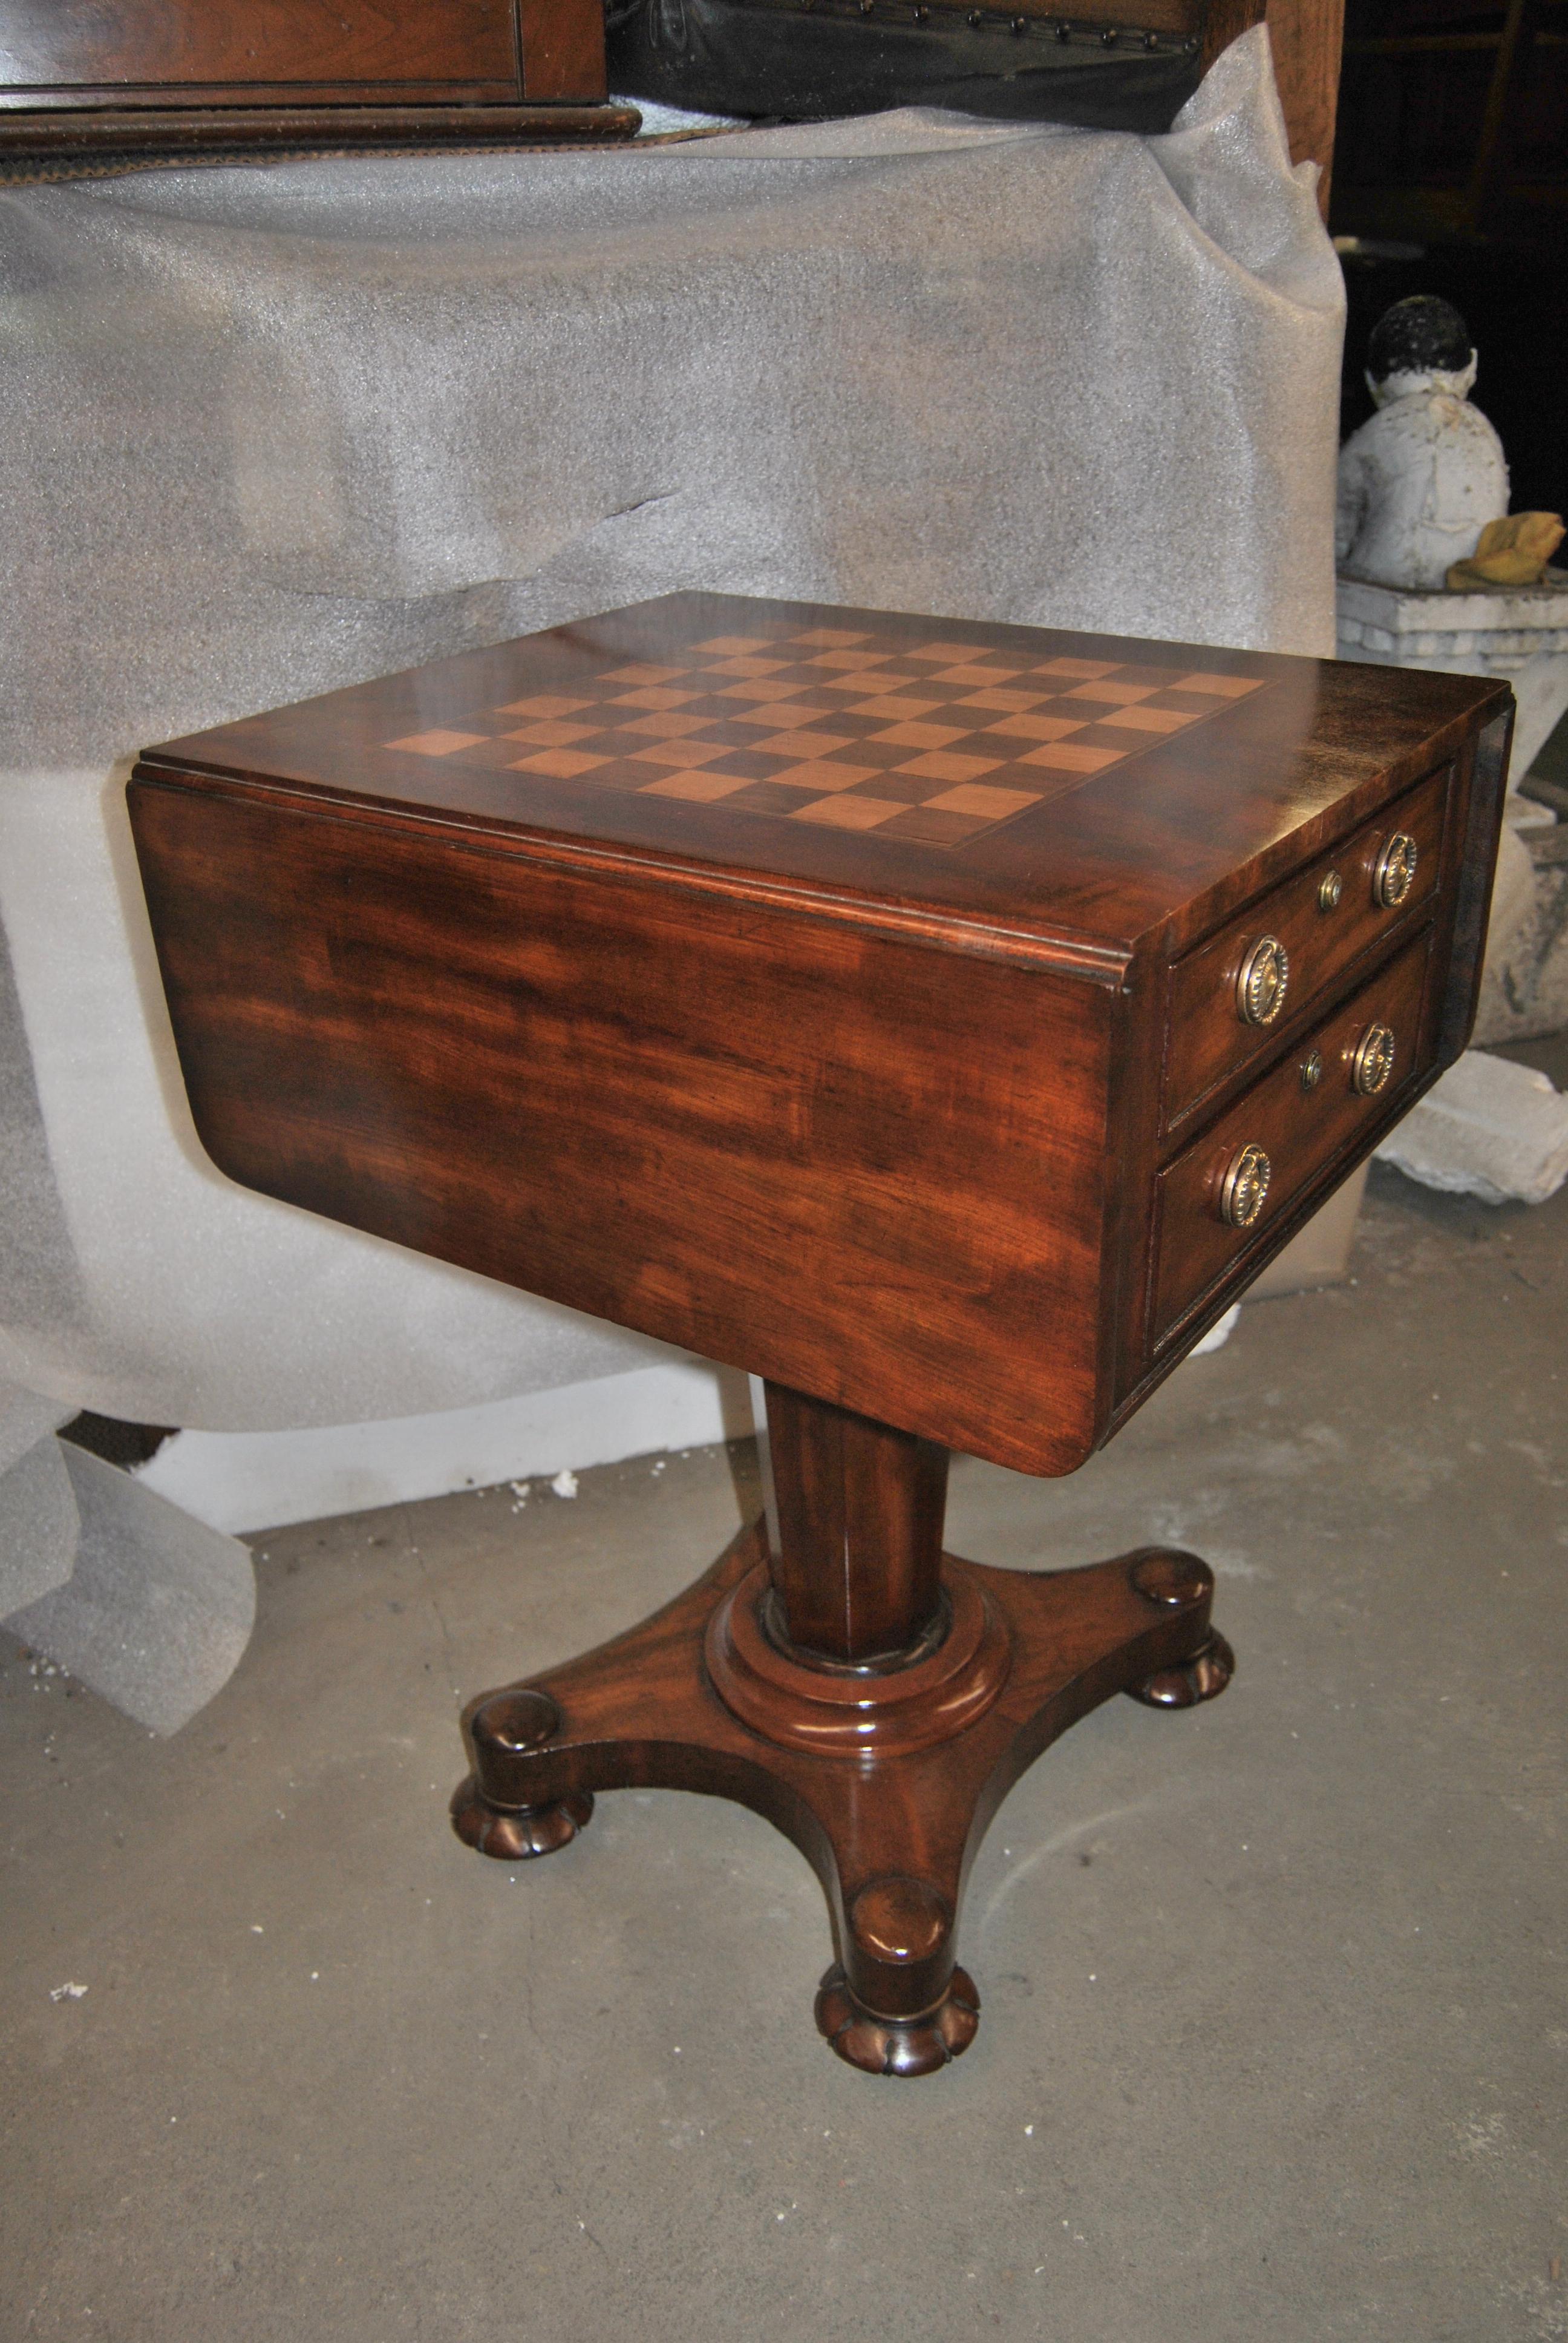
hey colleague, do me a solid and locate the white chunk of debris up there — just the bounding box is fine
[1376,1049,1568,1205]
[549,1469,579,1500]
[50,1982,88,2001]
[1189,1303,1241,1357]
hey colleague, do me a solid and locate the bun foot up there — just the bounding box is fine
[1126,1630,1235,1709]
[814,1963,981,2077]
[449,1774,593,1860]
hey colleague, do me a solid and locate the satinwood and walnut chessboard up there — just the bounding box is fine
[377,617,1267,853]
[130,591,1512,2076]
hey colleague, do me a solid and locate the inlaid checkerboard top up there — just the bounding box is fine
[146,590,1473,951]
[377,617,1266,854]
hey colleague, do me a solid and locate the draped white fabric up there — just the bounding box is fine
[0,30,1343,1720]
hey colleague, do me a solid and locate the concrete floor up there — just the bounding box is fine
[4,1052,1567,2343]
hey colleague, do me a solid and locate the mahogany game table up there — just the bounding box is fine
[128,593,1512,2075]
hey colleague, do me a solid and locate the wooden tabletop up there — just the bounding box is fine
[140,591,1506,967]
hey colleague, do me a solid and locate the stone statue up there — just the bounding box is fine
[1335,296,1509,592]
[1333,298,1568,1068]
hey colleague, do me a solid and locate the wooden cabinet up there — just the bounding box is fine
[0,0,630,158]
[0,2,518,99]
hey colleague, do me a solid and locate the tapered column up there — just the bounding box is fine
[758,1383,949,1669]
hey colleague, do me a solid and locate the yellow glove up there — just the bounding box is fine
[1447,511,1566,590]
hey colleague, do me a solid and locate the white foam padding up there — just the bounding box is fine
[136,1360,754,1533]
[0,1373,73,1475]
[1376,1050,1568,1207]
[0,1377,79,1613]
[0,34,1342,1719]
[4,1444,255,1735]
[0,1436,80,1616]
[0,30,1341,1439]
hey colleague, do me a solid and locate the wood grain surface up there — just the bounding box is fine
[0,0,614,119]
[760,1382,950,1664]
[0,104,637,155]
[0,0,518,94]
[128,781,1113,1472]
[516,0,604,100]
[1265,0,1347,209]
[128,591,1511,1478]
[137,593,1503,964]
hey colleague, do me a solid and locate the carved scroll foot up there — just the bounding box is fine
[449,1775,594,1860]
[1121,1551,1235,1708]
[1126,1631,1236,1708]
[815,1961,981,2077]
[449,1685,594,1859]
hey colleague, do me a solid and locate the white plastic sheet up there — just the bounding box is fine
[0,31,1343,1717]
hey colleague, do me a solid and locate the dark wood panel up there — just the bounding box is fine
[1435,712,1514,1061]
[127,779,1115,1478]
[0,82,517,110]
[517,0,605,99]
[1201,0,1270,70]
[0,0,519,91]
[760,1383,949,1664]
[1103,722,1503,1439]
[0,102,635,155]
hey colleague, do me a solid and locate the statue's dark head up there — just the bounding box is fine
[1367,295,1472,384]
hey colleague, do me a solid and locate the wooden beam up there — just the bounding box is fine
[1269,0,1347,215]
[1203,0,1346,220]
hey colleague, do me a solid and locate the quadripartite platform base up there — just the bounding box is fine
[451,1521,1232,2077]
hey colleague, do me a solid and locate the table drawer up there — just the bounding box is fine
[1151,926,1434,1346]
[1162,763,1449,1132]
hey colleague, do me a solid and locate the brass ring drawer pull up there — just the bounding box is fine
[1350,1023,1397,1095]
[1373,833,1418,908]
[1235,935,1289,1027]
[1218,1142,1271,1227]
